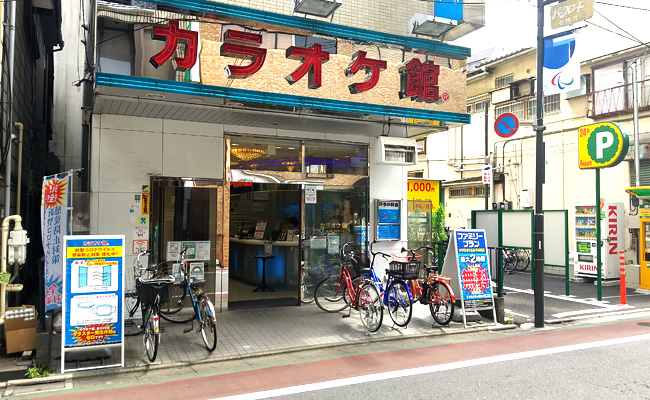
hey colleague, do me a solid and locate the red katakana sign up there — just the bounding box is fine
[345,51,387,94]
[149,20,198,71]
[220,30,267,79]
[147,23,447,101]
[399,59,441,102]
[285,43,330,88]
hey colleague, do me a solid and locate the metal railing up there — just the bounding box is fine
[587,78,650,118]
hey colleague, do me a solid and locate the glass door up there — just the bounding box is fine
[302,186,369,301]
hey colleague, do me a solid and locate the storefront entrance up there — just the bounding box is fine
[229,183,302,308]
[227,135,369,309]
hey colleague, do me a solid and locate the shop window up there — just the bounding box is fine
[230,136,302,173]
[304,142,368,176]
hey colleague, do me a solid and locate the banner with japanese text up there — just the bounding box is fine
[453,229,494,310]
[62,236,124,351]
[41,172,71,311]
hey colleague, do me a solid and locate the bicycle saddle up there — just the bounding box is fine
[190,278,206,289]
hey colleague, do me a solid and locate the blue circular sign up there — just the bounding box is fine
[494,113,519,138]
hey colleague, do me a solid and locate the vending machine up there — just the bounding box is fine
[573,202,624,279]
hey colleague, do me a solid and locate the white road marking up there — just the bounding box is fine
[211,334,650,400]
[503,285,616,307]
[553,304,633,319]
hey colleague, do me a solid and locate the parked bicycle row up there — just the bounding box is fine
[303,240,456,333]
[124,247,217,363]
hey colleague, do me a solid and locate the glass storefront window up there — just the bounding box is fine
[304,142,368,176]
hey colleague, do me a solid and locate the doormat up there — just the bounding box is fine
[229,297,299,311]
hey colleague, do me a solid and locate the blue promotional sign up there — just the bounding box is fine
[494,112,519,138]
[62,235,125,372]
[376,200,400,241]
[454,229,494,309]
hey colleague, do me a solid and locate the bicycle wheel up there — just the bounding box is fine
[199,296,217,352]
[159,283,195,323]
[386,280,412,327]
[503,249,517,273]
[124,290,142,336]
[358,282,383,332]
[143,306,158,362]
[429,281,455,326]
[314,276,349,312]
[514,249,530,271]
[301,281,316,304]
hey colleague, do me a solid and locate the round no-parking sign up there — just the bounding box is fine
[494,113,519,138]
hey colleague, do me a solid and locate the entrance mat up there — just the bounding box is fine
[229,297,299,311]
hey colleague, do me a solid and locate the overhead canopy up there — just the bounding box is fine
[626,187,650,202]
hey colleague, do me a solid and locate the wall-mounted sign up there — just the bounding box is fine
[578,122,629,169]
[149,21,445,100]
[407,179,441,209]
[376,200,401,241]
[482,165,492,185]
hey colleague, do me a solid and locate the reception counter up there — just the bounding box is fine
[229,238,301,287]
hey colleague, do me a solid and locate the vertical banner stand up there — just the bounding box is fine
[445,229,497,328]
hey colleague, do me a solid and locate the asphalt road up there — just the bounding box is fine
[498,271,650,325]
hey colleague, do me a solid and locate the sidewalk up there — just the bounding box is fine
[47,301,504,376]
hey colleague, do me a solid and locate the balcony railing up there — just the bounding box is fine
[587,78,650,118]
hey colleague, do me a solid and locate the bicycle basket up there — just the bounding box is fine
[318,254,342,278]
[136,279,170,304]
[388,260,420,280]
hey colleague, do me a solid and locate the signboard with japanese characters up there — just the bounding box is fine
[140,18,466,117]
[41,171,72,312]
[61,235,125,372]
[443,229,497,327]
[376,200,401,241]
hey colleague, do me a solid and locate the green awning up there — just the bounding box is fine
[626,187,650,202]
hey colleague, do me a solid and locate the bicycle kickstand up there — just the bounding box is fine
[183,319,194,334]
[341,305,352,319]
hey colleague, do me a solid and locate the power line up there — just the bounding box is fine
[593,9,650,49]
[594,1,650,12]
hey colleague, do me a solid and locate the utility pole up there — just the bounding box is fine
[534,0,557,328]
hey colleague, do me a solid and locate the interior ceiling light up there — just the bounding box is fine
[294,0,342,18]
[231,147,267,161]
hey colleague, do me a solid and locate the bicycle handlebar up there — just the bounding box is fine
[369,240,390,262]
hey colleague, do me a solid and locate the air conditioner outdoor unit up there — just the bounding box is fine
[375,137,417,165]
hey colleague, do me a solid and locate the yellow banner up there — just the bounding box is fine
[407,179,440,210]
[67,246,123,259]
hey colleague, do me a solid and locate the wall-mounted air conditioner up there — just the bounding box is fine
[375,137,417,165]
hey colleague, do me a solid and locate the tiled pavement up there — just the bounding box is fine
[49,301,501,376]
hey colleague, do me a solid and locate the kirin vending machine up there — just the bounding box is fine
[574,202,624,279]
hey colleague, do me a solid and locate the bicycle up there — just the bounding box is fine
[159,247,218,351]
[125,249,162,336]
[514,248,531,271]
[502,248,519,274]
[403,246,456,326]
[313,242,383,332]
[301,254,339,304]
[136,269,175,362]
[369,240,414,328]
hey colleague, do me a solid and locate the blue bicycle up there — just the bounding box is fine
[369,241,416,327]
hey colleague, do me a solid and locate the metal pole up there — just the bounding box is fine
[633,59,641,188]
[485,105,489,210]
[3,0,16,218]
[534,0,547,328]
[596,168,602,300]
